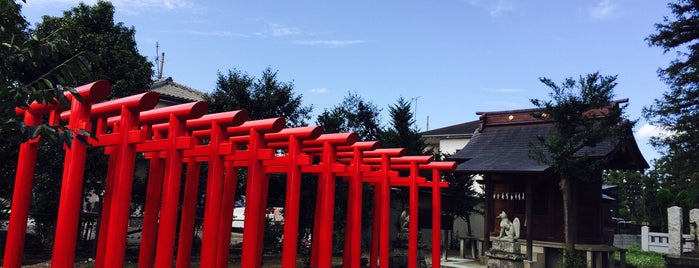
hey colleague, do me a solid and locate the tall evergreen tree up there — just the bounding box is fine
[644,0,699,206]
[530,72,633,259]
[382,96,427,155]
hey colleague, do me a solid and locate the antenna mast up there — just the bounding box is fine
[158,52,165,79]
[155,42,165,79]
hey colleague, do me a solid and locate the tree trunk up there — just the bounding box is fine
[560,174,575,252]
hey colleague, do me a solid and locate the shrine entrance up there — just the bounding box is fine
[3,80,456,268]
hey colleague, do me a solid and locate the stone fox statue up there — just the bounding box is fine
[497,211,520,240]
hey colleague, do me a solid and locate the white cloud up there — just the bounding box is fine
[186,30,249,38]
[268,23,302,37]
[295,40,367,47]
[463,0,515,17]
[310,88,329,94]
[24,0,193,11]
[251,23,305,38]
[589,0,617,20]
[490,0,515,16]
[490,88,524,93]
[636,123,674,139]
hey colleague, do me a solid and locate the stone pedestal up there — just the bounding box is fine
[486,239,526,268]
[391,231,426,268]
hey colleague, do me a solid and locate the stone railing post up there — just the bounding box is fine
[690,208,699,254]
[641,226,649,251]
[668,206,683,256]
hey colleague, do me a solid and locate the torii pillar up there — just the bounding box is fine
[262,126,324,268]
[132,102,208,268]
[51,81,111,267]
[180,111,248,268]
[84,92,160,268]
[4,81,110,268]
[338,141,380,268]
[304,133,358,268]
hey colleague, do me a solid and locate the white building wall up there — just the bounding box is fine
[439,138,470,155]
[420,134,485,252]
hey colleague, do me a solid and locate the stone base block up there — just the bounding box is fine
[487,240,526,268]
[487,257,525,268]
[492,239,521,254]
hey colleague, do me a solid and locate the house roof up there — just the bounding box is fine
[149,77,205,102]
[449,102,649,174]
[420,120,480,138]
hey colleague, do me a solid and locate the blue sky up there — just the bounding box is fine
[20,0,675,163]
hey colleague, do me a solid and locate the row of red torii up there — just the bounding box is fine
[3,80,456,268]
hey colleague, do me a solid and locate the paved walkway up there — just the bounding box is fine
[437,257,486,268]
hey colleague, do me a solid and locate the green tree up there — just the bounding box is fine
[641,171,662,226]
[1,0,97,224]
[656,188,674,231]
[1,1,154,248]
[29,0,154,214]
[530,72,633,259]
[603,170,646,221]
[206,69,253,114]
[316,91,383,140]
[644,0,699,197]
[33,1,153,98]
[382,96,427,155]
[381,97,429,210]
[204,66,312,208]
[205,67,312,127]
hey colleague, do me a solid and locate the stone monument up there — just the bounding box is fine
[486,211,526,268]
[664,207,699,268]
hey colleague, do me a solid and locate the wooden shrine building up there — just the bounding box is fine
[448,100,648,267]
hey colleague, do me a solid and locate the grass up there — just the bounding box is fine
[615,243,665,268]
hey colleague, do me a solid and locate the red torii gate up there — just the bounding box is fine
[343,153,453,268]
[3,81,457,268]
[53,98,207,268]
[262,126,325,268]
[134,109,262,268]
[74,91,162,268]
[4,81,110,268]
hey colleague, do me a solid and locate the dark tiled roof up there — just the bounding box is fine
[420,120,480,138]
[450,123,552,173]
[150,77,205,102]
[449,105,648,174]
